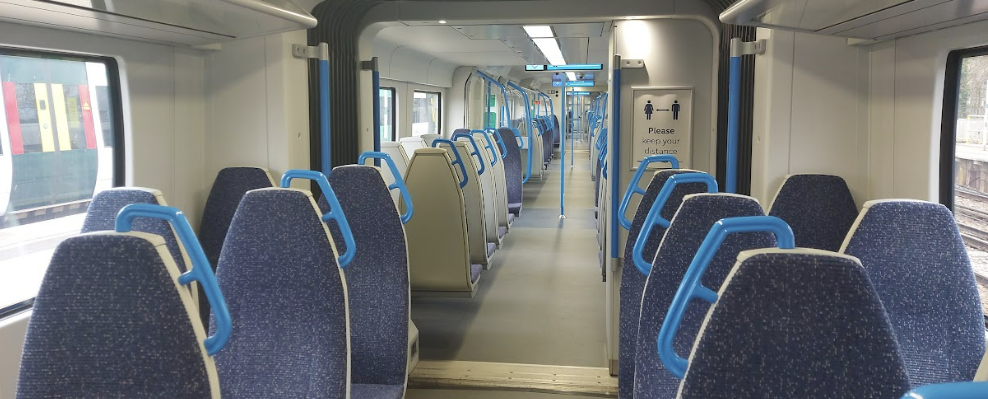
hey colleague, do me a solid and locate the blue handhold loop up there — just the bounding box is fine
[280,170,357,268]
[632,173,718,276]
[471,129,499,166]
[451,133,486,176]
[358,151,414,224]
[657,216,795,379]
[433,139,469,188]
[115,204,231,356]
[619,155,681,231]
[485,127,509,159]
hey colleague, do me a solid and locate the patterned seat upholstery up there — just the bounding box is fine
[618,170,712,399]
[17,232,219,398]
[678,249,911,399]
[318,166,408,399]
[841,200,985,387]
[542,118,554,163]
[212,188,350,398]
[768,174,858,251]
[82,188,189,274]
[496,127,524,217]
[634,194,774,399]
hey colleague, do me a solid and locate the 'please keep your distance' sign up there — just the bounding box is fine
[631,87,693,170]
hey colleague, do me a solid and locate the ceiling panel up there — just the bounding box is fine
[453,22,605,39]
[558,37,590,64]
[377,25,509,52]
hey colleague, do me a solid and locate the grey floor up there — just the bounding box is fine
[411,147,607,367]
[406,389,604,399]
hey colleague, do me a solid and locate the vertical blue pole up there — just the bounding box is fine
[560,76,566,217]
[372,68,381,167]
[486,80,492,130]
[507,82,534,183]
[570,91,575,167]
[610,64,621,259]
[726,56,741,194]
[319,43,331,176]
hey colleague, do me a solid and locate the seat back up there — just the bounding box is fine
[474,132,510,233]
[437,141,490,266]
[82,187,190,274]
[841,200,985,386]
[471,132,503,245]
[634,194,774,399]
[213,188,350,398]
[17,232,220,398]
[320,165,409,388]
[420,133,442,147]
[199,167,275,269]
[400,137,428,158]
[381,142,410,207]
[402,148,477,293]
[618,169,714,399]
[768,174,857,251]
[496,127,524,215]
[677,249,911,399]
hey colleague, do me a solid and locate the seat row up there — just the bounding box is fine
[609,158,985,399]
[16,162,415,398]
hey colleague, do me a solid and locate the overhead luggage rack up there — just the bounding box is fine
[0,0,317,46]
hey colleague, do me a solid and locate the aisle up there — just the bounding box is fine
[410,147,606,367]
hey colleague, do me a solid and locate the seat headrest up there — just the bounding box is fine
[200,167,275,266]
[768,174,857,251]
[678,249,910,399]
[17,232,218,398]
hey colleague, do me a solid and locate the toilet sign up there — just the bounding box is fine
[631,87,693,170]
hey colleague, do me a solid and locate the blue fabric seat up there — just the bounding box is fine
[318,165,408,399]
[82,188,189,274]
[618,170,712,399]
[841,200,985,387]
[768,174,858,251]
[678,249,911,399]
[17,232,218,398]
[212,188,349,398]
[496,127,524,217]
[634,194,775,399]
[198,167,274,271]
[542,119,554,164]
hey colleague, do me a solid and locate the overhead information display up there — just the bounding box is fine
[631,87,693,169]
[526,64,603,71]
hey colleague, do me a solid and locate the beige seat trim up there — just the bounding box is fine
[401,148,476,294]
[439,141,491,267]
[474,133,511,233]
[473,134,505,245]
[381,142,409,208]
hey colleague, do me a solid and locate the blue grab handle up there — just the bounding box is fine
[359,151,414,224]
[632,173,719,276]
[280,170,357,268]
[472,129,499,166]
[619,155,681,230]
[657,216,795,379]
[900,382,988,399]
[451,133,486,176]
[485,127,509,159]
[433,139,469,188]
[115,204,231,356]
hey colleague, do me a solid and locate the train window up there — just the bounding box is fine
[0,49,123,313]
[412,90,441,136]
[380,87,396,142]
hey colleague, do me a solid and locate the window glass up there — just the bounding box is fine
[412,90,441,137]
[380,87,395,142]
[0,50,121,312]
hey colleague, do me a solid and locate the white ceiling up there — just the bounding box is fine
[374,21,612,85]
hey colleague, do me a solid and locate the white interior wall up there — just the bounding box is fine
[204,30,310,191]
[751,29,870,207]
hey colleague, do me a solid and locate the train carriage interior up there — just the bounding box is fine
[6,0,988,398]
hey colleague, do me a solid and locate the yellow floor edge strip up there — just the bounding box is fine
[409,360,618,397]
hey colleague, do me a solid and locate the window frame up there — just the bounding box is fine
[413,89,442,136]
[379,86,396,142]
[0,47,125,317]
[941,46,988,210]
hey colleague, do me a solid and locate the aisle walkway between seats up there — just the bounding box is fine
[410,147,605,367]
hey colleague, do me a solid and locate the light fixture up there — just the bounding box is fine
[566,72,577,81]
[438,20,447,24]
[523,25,554,38]
[624,16,644,20]
[533,38,566,65]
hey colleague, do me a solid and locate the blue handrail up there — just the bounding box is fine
[470,129,498,166]
[280,170,357,268]
[115,204,231,356]
[900,382,988,399]
[631,173,719,276]
[507,81,534,184]
[433,139,469,188]
[358,151,414,224]
[451,132,486,176]
[657,216,795,379]
[618,155,681,230]
[485,127,508,160]
[475,70,511,123]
